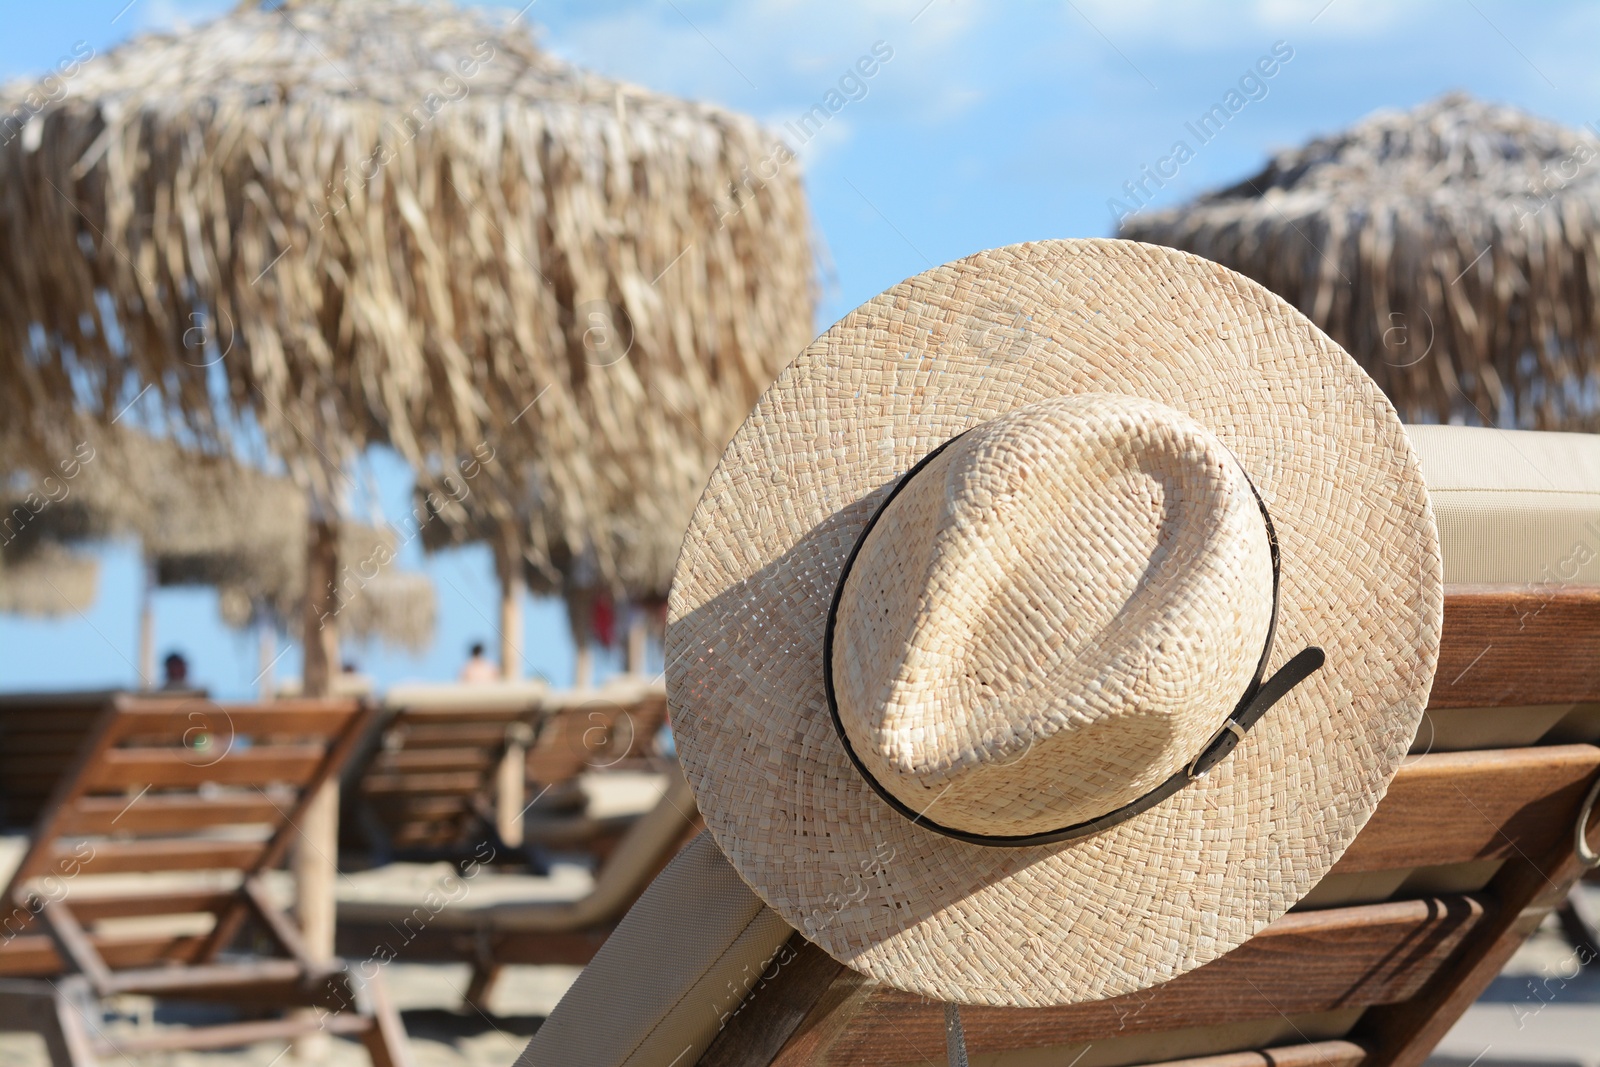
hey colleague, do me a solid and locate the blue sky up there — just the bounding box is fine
[3,0,1595,696]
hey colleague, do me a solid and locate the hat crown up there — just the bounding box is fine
[830,393,1276,837]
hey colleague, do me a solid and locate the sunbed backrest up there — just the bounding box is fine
[0,696,370,975]
[0,692,120,831]
[358,703,534,853]
[527,681,668,786]
[0,694,413,1062]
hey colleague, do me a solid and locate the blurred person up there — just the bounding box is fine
[460,641,499,683]
[161,651,190,689]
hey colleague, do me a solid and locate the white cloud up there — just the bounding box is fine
[772,111,855,170]
[514,0,986,135]
[1062,0,1440,47]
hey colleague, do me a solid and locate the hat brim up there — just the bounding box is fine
[665,239,1442,1007]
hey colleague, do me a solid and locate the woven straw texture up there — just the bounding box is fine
[833,394,1276,836]
[666,239,1442,1007]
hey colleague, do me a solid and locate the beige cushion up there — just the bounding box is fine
[523,423,1600,1066]
[382,679,548,710]
[515,831,792,1067]
[1405,423,1600,585]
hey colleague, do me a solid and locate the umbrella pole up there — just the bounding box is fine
[567,588,595,687]
[138,558,156,689]
[574,642,593,688]
[295,512,340,1062]
[256,601,276,701]
[496,530,524,681]
[301,516,340,697]
[626,606,647,676]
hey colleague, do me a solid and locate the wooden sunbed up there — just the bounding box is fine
[338,767,701,1010]
[346,678,666,867]
[525,678,670,798]
[514,585,1600,1067]
[693,585,1600,1067]
[0,694,412,1066]
[347,683,545,865]
[517,423,1600,1067]
[519,678,672,860]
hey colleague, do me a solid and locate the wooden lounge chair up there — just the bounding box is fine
[519,677,672,859]
[337,766,701,1009]
[346,679,661,867]
[0,694,412,1066]
[525,677,670,796]
[346,681,546,865]
[516,423,1600,1067]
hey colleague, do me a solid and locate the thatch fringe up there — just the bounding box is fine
[0,0,814,599]
[2,427,434,648]
[0,542,98,617]
[1121,93,1600,430]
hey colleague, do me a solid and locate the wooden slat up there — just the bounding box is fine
[61,792,287,835]
[701,935,850,1067]
[104,698,362,743]
[389,707,534,727]
[396,722,519,746]
[200,700,378,962]
[393,821,471,846]
[370,748,497,773]
[0,709,106,731]
[84,745,325,790]
[104,957,304,995]
[360,770,482,795]
[357,966,410,1067]
[1333,744,1600,874]
[241,876,316,970]
[62,838,265,876]
[1431,585,1600,708]
[1,698,376,999]
[0,690,118,708]
[0,933,207,976]
[762,962,869,1067]
[38,901,112,994]
[1356,771,1600,1065]
[382,796,470,818]
[3,703,131,893]
[768,896,1484,1066]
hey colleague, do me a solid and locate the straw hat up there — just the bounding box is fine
[666,239,1442,1007]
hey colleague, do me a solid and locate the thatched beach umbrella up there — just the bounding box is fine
[0,0,814,689]
[3,428,436,688]
[413,483,656,683]
[0,542,99,617]
[1121,93,1600,430]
